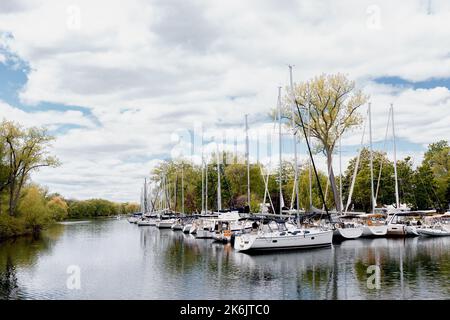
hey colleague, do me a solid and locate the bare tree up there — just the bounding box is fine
[283,73,368,212]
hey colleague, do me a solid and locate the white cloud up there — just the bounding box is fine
[0,0,449,202]
[0,100,95,129]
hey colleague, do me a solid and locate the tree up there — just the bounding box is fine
[422,140,450,209]
[47,196,68,221]
[0,120,60,216]
[283,73,368,212]
[17,185,52,233]
[412,163,439,210]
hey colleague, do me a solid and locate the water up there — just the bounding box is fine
[0,219,449,300]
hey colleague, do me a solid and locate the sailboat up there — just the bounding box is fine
[156,174,176,229]
[332,98,364,240]
[171,164,185,231]
[417,212,450,236]
[360,103,388,237]
[234,85,333,252]
[375,104,418,237]
[136,179,153,225]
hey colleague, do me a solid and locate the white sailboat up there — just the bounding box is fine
[332,214,364,240]
[417,213,450,236]
[156,214,176,229]
[234,85,333,252]
[194,218,215,238]
[234,219,333,252]
[171,218,184,230]
[333,105,364,240]
[360,103,388,237]
[182,220,193,233]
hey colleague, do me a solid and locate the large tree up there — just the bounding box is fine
[422,140,450,209]
[284,73,368,212]
[0,120,59,216]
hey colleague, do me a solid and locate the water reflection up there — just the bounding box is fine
[0,220,448,300]
[0,224,65,299]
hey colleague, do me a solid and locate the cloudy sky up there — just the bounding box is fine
[0,0,449,202]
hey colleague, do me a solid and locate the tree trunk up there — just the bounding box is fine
[9,180,15,216]
[326,151,342,213]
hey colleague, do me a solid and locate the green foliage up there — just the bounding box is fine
[67,199,137,219]
[280,73,368,212]
[0,214,25,239]
[47,196,69,221]
[0,120,60,216]
[18,185,52,233]
[342,142,450,211]
[422,140,450,209]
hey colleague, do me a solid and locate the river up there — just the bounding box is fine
[0,218,448,300]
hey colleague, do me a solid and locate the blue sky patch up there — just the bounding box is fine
[375,76,450,90]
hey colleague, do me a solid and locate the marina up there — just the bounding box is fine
[0,1,449,306]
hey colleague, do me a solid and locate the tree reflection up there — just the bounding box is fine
[353,238,450,299]
[0,224,64,299]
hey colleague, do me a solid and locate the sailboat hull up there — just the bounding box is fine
[333,227,363,240]
[386,224,407,237]
[171,223,183,231]
[234,229,333,252]
[195,229,213,239]
[417,228,450,237]
[182,224,192,233]
[137,220,153,226]
[156,220,175,229]
[362,225,388,237]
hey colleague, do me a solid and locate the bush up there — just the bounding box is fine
[0,214,26,239]
[17,185,52,234]
[47,196,68,221]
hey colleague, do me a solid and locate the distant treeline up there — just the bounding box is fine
[66,199,139,219]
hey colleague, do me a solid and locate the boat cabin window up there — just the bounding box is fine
[276,222,288,232]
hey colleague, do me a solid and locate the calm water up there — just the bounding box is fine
[0,218,449,300]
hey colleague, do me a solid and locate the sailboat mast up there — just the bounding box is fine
[217,143,222,211]
[245,114,251,208]
[339,135,343,214]
[391,103,400,208]
[201,157,204,214]
[308,95,313,211]
[368,103,375,214]
[144,178,147,213]
[205,159,208,214]
[278,86,283,215]
[181,163,185,214]
[289,65,300,212]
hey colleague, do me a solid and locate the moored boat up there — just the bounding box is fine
[156,215,176,229]
[171,218,183,231]
[358,214,388,237]
[417,226,450,237]
[137,219,153,226]
[182,223,192,233]
[333,224,364,240]
[233,219,333,252]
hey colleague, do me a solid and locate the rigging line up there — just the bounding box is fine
[260,165,276,214]
[375,106,392,203]
[344,115,367,213]
[294,100,331,222]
